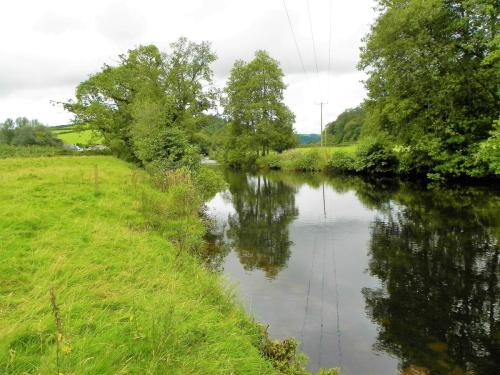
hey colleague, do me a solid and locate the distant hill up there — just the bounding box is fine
[297,134,320,145]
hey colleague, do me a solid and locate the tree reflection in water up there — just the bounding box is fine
[207,170,499,374]
[363,187,499,375]
[223,170,298,279]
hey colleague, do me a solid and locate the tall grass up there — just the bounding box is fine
[0,156,277,374]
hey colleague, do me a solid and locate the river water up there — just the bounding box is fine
[204,170,499,375]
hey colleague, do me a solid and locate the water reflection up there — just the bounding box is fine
[363,188,500,375]
[224,170,298,278]
[206,170,499,374]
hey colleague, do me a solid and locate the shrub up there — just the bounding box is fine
[327,151,357,172]
[256,153,282,170]
[355,139,398,174]
[192,165,227,201]
[280,149,327,171]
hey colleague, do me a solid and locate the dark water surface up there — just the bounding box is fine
[205,170,499,375]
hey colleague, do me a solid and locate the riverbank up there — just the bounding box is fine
[256,146,358,173]
[0,154,330,374]
[255,141,499,181]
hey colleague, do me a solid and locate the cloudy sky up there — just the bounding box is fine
[0,0,377,133]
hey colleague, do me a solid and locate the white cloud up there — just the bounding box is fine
[0,0,377,132]
[95,2,146,44]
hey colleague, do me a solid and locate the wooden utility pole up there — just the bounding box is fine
[317,102,327,147]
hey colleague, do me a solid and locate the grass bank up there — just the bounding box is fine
[257,145,360,172]
[0,155,293,374]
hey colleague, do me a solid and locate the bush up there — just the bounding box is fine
[192,165,227,201]
[256,153,282,170]
[280,149,327,171]
[327,151,357,172]
[355,139,398,174]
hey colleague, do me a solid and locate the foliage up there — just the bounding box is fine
[326,151,358,172]
[64,39,218,170]
[0,144,71,158]
[325,105,365,145]
[0,155,283,374]
[477,118,500,175]
[256,146,358,172]
[359,0,500,178]
[282,149,327,172]
[354,138,399,174]
[193,115,227,155]
[261,337,308,374]
[223,51,296,167]
[0,118,62,147]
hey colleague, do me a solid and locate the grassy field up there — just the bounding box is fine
[0,155,280,374]
[51,125,103,145]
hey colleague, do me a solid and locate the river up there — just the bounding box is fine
[204,169,499,375]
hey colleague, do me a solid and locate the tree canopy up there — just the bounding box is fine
[359,0,499,177]
[223,51,296,166]
[64,38,218,170]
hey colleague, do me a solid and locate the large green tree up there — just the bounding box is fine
[65,38,217,169]
[359,0,499,177]
[223,51,296,166]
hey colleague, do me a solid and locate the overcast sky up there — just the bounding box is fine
[0,0,377,133]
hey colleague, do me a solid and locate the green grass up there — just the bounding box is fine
[0,155,278,374]
[257,145,358,172]
[51,125,103,145]
[297,145,357,155]
[0,144,73,158]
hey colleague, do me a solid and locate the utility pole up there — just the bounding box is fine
[316,102,328,147]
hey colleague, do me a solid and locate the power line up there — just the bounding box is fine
[301,233,318,343]
[281,0,308,76]
[327,0,334,100]
[306,0,320,80]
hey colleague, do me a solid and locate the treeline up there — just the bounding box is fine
[65,40,295,171]
[65,0,499,180]
[325,105,365,145]
[321,0,499,179]
[354,0,499,179]
[0,118,61,147]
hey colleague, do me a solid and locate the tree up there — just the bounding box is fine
[359,0,500,177]
[224,51,296,166]
[0,118,62,146]
[325,105,365,145]
[65,38,218,170]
